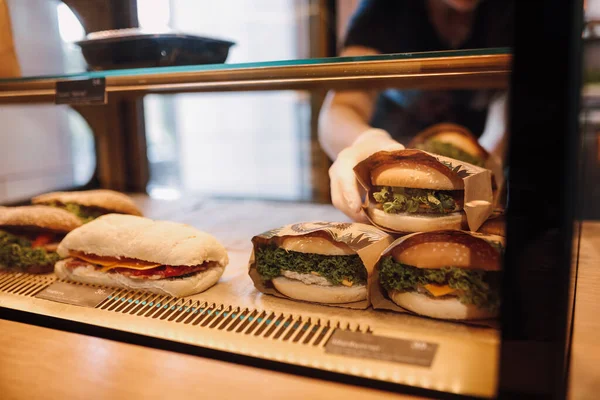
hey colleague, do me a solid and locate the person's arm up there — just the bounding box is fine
[318,46,380,159]
[318,46,404,222]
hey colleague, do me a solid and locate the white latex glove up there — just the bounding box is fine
[329,128,405,222]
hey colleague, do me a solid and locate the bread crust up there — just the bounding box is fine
[389,290,497,320]
[55,259,223,297]
[57,214,229,268]
[390,230,503,271]
[278,235,355,256]
[367,203,465,233]
[478,216,505,237]
[371,162,464,190]
[33,190,142,216]
[272,276,367,304]
[0,206,82,233]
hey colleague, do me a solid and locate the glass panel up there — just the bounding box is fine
[0,105,96,204]
[0,0,511,83]
[0,1,525,399]
[145,91,311,201]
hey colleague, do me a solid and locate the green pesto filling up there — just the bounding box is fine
[50,202,105,223]
[372,186,458,214]
[255,245,366,286]
[416,140,485,166]
[0,230,60,270]
[379,256,500,311]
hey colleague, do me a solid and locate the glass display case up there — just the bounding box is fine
[0,1,589,399]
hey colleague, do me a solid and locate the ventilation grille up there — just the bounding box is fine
[97,289,371,346]
[0,270,56,297]
[0,271,371,346]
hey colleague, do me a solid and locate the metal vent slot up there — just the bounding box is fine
[95,290,370,347]
[0,271,55,296]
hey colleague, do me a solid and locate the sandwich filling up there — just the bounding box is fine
[255,245,366,287]
[64,251,216,280]
[47,202,107,223]
[379,256,501,311]
[0,229,61,272]
[416,140,484,166]
[372,186,462,214]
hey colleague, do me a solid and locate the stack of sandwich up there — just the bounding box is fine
[0,189,228,297]
[351,147,504,321]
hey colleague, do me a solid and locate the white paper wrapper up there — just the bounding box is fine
[249,222,394,309]
[370,230,505,328]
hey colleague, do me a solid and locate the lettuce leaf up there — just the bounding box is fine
[379,256,500,311]
[0,230,60,269]
[255,245,366,285]
[372,186,458,214]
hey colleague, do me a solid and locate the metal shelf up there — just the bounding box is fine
[0,50,511,103]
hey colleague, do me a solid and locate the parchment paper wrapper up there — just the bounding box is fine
[370,231,505,328]
[354,149,494,234]
[249,221,394,309]
[407,123,505,208]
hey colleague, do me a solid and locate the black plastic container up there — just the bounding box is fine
[76,29,235,70]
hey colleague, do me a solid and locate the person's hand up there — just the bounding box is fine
[329,128,404,222]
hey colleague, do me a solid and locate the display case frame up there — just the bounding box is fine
[0,0,586,398]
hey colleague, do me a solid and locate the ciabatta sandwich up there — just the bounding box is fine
[0,206,82,273]
[56,214,228,297]
[33,189,142,222]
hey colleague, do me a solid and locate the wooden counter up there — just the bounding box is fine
[0,198,597,399]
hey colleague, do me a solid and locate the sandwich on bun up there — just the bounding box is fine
[377,230,503,320]
[409,123,488,167]
[33,189,142,222]
[364,151,467,233]
[56,214,228,296]
[0,206,82,273]
[255,232,368,304]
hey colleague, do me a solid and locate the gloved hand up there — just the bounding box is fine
[329,128,405,222]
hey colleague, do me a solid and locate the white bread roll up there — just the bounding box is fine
[0,205,82,233]
[367,203,464,233]
[33,189,142,216]
[389,290,497,320]
[272,276,367,304]
[279,236,354,256]
[55,259,224,297]
[371,162,464,191]
[57,214,228,268]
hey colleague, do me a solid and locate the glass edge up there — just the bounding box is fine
[0,47,512,84]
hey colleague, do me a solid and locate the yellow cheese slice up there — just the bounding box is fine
[99,262,162,273]
[423,284,456,297]
[73,253,118,267]
[71,252,161,272]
